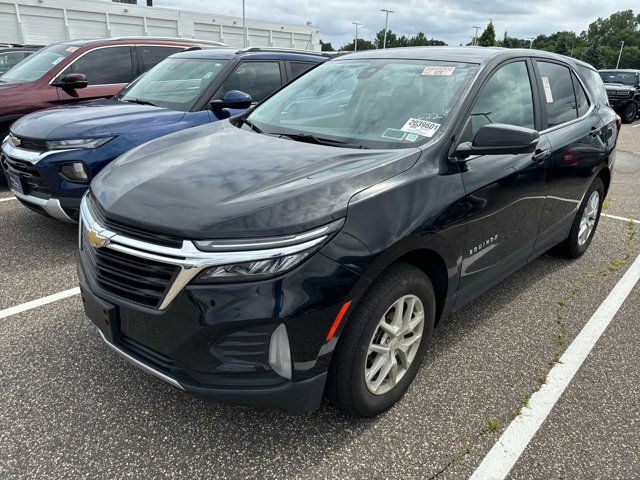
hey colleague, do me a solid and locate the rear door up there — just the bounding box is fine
[532,60,607,253]
[54,46,136,102]
[455,58,550,306]
[136,45,185,75]
[285,61,319,81]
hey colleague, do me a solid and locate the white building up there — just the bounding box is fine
[0,0,321,50]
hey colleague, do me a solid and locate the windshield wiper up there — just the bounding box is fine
[238,117,262,133]
[272,132,369,149]
[123,98,157,107]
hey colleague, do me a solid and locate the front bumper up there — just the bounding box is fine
[95,326,327,411]
[12,190,76,222]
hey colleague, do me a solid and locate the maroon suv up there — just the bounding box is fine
[0,36,225,138]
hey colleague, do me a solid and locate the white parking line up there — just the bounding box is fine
[632,123,640,128]
[602,213,640,225]
[0,196,16,202]
[470,252,640,480]
[0,287,80,320]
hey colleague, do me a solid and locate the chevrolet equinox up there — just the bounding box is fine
[79,47,618,417]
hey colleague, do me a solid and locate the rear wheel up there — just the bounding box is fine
[622,102,638,124]
[328,263,435,417]
[557,177,604,258]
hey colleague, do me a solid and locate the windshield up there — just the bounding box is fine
[599,71,639,86]
[0,44,77,83]
[118,57,229,111]
[247,58,478,149]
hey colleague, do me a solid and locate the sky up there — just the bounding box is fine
[151,0,638,48]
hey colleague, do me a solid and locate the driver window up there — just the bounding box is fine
[218,61,281,103]
[463,61,534,142]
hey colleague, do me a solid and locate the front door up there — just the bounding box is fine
[455,59,548,306]
[55,46,135,103]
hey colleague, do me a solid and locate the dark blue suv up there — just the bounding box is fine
[1,48,327,221]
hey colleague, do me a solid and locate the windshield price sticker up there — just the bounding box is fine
[541,76,554,103]
[421,66,455,76]
[400,118,441,138]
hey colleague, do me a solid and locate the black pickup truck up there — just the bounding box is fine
[599,69,640,123]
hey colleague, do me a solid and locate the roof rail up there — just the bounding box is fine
[83,36,227,47]
[236,47,330,57]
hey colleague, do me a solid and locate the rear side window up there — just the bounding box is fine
[138,46,184,72]
[466,61,535,140]
[536,61,578,127]
[578,66,609,107]
[66,46,134,85]
[289,62,316,79]
[218,61,282,103]
[572,73,590,117]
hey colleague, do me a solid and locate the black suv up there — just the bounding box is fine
[80,47,618,417]
[599,69,640,123]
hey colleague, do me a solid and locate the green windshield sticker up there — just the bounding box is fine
[382,128,407,141]
[404,133,419,142]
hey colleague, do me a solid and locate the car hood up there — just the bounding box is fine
[604,83,635,92]
[92,121,421,239]
[10,99,186,139]
[0,81,24,91]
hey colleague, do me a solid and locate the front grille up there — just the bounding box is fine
[12,135,48,152]
[88,193,183,248]
[0,153,52,196]
[607,90,632,98]
[81,230,180,308]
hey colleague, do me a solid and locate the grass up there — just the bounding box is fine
[485,418,501,433]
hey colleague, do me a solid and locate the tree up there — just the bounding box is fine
[478,20,496,46]
[554,36,570,56]
[319,40,334,52]
[583,40,605,69]
[339,38,375,51]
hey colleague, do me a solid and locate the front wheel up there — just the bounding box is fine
[328,263,435,417]
[557,177,604,258]
[622,102,638,124]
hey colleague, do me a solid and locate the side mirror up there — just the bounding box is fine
[454,123,539,160]
[210,90,253,111]
[56,73,88,90]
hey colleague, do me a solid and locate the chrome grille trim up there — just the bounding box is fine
[79,195,330,310]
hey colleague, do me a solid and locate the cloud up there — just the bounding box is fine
[152,0,638,48]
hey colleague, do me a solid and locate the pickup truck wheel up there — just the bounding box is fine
[622,102,638,123]
[558,177,604,258]
[328,263,435,417]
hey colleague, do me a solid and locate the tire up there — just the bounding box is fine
[622,102,638,124]
[328,262,436,417]
[557,177,604,258]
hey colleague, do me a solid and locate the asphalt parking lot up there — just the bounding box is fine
[1,121,639,479]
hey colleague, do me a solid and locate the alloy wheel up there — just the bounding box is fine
[578,190,600,246]
[365,294,425,395]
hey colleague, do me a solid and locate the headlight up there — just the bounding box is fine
[193,219,344,283]
[60,162,90,183]
[46,137,113,150]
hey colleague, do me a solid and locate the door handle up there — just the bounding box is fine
[532,149,551,163]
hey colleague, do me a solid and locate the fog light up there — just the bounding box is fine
[269,324,292,380]
[60,162,89,183]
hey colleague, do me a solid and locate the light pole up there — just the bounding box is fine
[352,22,361,51]
[381,9,394,49]
[472,26,481,46]
[242,0,247,48]
[529,38,534,49]
[616,41,625,69]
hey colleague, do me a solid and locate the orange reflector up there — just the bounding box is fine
[326,301,352,340]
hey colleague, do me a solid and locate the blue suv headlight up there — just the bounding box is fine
[46,137,113,150]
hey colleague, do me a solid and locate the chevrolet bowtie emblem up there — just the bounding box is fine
[86,228,111,248]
